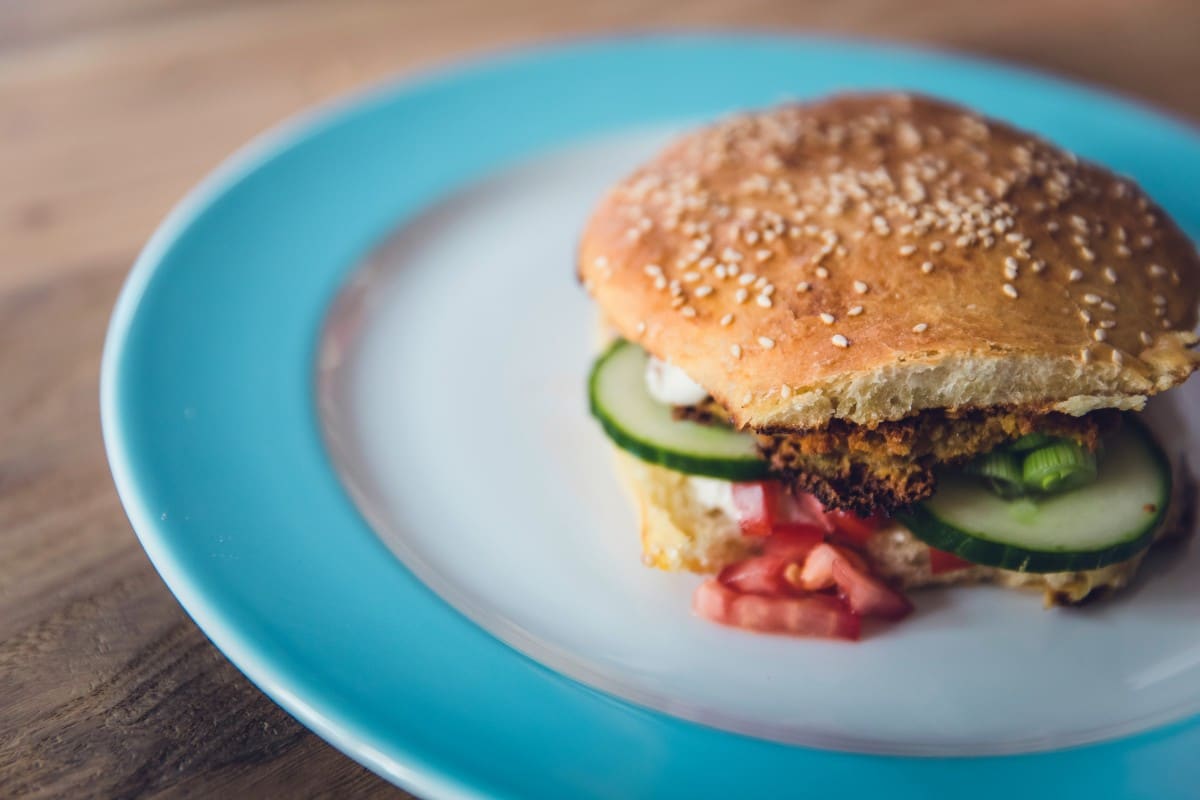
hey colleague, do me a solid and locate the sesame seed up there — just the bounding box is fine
[644,264,663,277]
[1002,283,1019,299]
[720,313,734,327]
[731,344,742,359]
[848,305,864,316]
[899,244,917,256]
[912,322,929,333]
[694,285,713,297]
[1100,320,1116,329]
[653,276,667,290]
[744,230,760,245]
[780,384,792,399]
[680,306,697,318]
[831,334,850,348]
[1149,263,1167,278]
[1083,293,1101,305]
[1080,347,1091,363]
[1101,301,1116,312]
[738,272,756,286]
[797,281,812,292]
[1032,260,1046,274]
[683,271,701,283]
[758,336,776,350]
[756,294,772,308]
[1116,245,1132,258]
[1153,294,1167,306]
[1140,331,1153,346]
[819,312,836,325]
[669,281,683,297]
[1112,350,1125,366]
[853,281,869,294]
[1068,269,1083,282]
[920,261,935,274]
[815,266,830,279]
[735,288,749,304]
[1080,247,1096,262]
[753,277,768,290]
[930,241,945,253]
[1093,329,1107,342]
[714,265,729,280]
[1103,267,1118,284]
[756,248,773,262]
[762,284,775,297]
[699,256,715,269]
[1079,310,1092,323]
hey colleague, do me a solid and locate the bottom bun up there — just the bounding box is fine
[611,447,1194,606]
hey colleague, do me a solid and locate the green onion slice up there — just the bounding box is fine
[1008,432,1054,451]
[964,450,1026,498]
[1022,441,1098,494]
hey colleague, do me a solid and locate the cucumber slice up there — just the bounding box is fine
[589,340,769,480]
[897,421,1170,573]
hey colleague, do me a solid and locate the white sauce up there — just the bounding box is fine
[644,356,708,406]
[687,475,739,519]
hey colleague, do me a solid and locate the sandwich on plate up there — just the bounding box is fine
[579,93,1199,641]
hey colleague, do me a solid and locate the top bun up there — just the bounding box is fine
[579,93,1200,431]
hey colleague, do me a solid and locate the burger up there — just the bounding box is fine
[579,93,1199,640]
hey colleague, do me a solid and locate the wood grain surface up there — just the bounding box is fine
[1,1,1197,797]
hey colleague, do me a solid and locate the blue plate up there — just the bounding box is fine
[102,35,1200,798]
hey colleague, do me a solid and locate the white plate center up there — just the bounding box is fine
[317,128,1200,755]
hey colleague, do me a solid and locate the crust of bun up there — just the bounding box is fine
[580,93,1200,430]
[611,449,753,572]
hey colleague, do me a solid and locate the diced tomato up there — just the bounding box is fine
[826,509,888,546]
[794,493,887,547]
[929,548,972,574]
[717,555,799,596]
[792,542,868,591]
[830,558,913,620]
[731,481,780,537]
[693,577,738,621]
[761,523,824,561]
[692,579,860,640]
[774,490,821,526]
[797,493,836,533]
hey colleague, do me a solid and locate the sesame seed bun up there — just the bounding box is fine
[579,93,1200,431]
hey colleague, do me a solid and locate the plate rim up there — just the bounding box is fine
[101,32,1200,799]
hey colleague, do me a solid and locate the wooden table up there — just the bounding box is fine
[1,1,1196,796]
